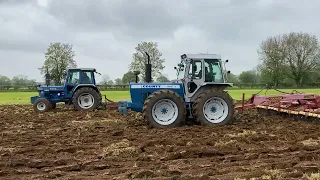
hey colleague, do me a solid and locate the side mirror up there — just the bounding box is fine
[174,67,177,70]
[227,71,231,74]
[225,59,229,63]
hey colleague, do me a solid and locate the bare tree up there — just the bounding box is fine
[100,74,110,85]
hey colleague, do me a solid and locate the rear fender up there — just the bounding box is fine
[31,96,39,104]
[72,84,101,97]
[190,84,231,102]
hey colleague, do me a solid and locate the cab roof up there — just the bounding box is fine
[68,68,96,72]
[181,53,221,60]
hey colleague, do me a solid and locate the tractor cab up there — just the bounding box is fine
[176,54,232,102]
[64,68,97,93]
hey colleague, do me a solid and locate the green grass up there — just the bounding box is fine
[0,89,319,105]
[226,88,320,100]
[0,91,130,105]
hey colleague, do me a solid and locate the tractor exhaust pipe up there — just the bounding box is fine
[145,52,152,83]
[45,68,50,86]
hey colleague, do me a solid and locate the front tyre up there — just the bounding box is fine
[143,90,186,128]
[192,89,234,125]
[72,87,101,111]
[33,98,51,113]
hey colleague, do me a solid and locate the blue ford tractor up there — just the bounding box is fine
[31,68,107,112]
[118,53,235,128]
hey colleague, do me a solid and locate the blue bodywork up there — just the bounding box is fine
[31,69,98,105]
[118,82,185,114]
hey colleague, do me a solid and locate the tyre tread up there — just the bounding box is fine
[192,89,234,125]
[142,90,186,128]
[72,87,101,111]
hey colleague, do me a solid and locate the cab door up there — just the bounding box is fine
[65,71,80,95]
[184,59,203,98]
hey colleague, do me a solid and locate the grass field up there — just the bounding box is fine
[0,89,320,105]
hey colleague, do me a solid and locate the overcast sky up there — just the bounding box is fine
[0,0,319,82]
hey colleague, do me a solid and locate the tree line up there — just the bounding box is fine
[227,32,320,88]
[36,41,170,85]
[1,31,320,89]
[0,75,37,90]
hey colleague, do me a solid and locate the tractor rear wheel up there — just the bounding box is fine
[72,87,101,111]
[192,89,234,126]
[143,90,186,128]
[33,98,51,113]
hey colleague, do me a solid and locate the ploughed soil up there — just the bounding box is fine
[1,105,320,180]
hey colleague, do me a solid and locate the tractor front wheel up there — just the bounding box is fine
[143,90,186,128]
[33,98,51,113]
[192,89,234,126]
[72,87,101,111]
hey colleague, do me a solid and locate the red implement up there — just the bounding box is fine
[235,90,320,118]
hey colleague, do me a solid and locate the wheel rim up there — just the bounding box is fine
[152,99,179,125]
[37,102,46,111]
[78,93,95,109]
[203,97,228,123]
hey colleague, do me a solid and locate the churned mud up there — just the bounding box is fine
[1,105,320,179]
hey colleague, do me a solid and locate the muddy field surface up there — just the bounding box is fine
[1,105,320,180]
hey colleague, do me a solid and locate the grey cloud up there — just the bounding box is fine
[47,0,184,39]
[184,0,319,44]
[0,0,320,81]
[0,1,71,53]
[0,0,36,5]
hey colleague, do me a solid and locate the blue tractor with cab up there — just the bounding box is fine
[118,53,235,128]
[31,68,107,112]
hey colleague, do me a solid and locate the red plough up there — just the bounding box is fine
[235,89,320,119]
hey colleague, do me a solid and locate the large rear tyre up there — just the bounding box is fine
[143,90,186,128]
[192,89,234,125]
[72,87,101,111]
[33,98,51,113]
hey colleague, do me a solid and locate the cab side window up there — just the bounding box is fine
[213,62,223,82]
[204,60,223,83]
[189,60,202,79]
[68,72,80,84]
[81,72,93,84]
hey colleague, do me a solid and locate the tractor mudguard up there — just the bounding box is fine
[72,84,100,95]
[30,96,39,104]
